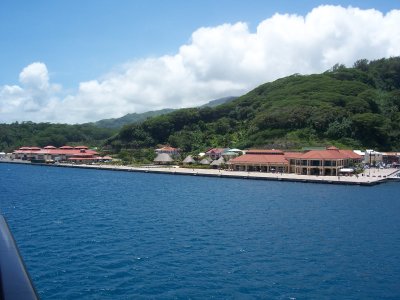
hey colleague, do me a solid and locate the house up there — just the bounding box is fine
[382,152,399,165]
[155,146,180,156]
[293,146,351,176]
[12,145,98,163]
[205,148,227,160]
[229,149,289,173]
[228,147,362,176]
[364,149,383,166]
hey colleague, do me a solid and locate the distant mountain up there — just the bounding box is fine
[200,96,238,108]
[92,96,237,129]
[91,109,175,129]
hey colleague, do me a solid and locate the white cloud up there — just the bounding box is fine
[0,62,61,121]
[19,62,50,90]
[1,5,400,123]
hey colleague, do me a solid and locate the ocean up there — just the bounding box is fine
[0,163,399,299]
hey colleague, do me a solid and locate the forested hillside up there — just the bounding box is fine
[91,96,237,129]
[0,122,114,152]
[108,57,400,153]
[91,108,175,129]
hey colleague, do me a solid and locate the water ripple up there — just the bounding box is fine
[1,164,400,299]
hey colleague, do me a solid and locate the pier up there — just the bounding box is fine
[1,159,399,186]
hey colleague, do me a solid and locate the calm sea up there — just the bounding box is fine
[0,163,399,299]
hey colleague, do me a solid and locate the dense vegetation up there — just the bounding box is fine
[91,97,237,129]
[91,108,175,129]
[0,122,114,152]
[108,57,400,155]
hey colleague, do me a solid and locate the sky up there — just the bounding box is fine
[0,0,399,124]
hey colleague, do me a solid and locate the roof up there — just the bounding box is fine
[298,149,349,160]
[326,146,339,150]
[182,155,196,164]
[199,158,211,165]
[19,146,41,151]
[229,154,288,165]
[153,153,174,162]
[44,145,57,149]
[205,148,226,154]
[156,146,180,152]
[246,149,284,155]
[382,152,399,156]
[71,153,95,157]
[210,157,225,166]
[60,146,74,149]
[284,152,303,159]
[14,147,98,156]
[338,150,363,159]
[223,151,239,156]
[228,148,243,152]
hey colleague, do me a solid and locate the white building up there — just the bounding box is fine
[364,149,383,165]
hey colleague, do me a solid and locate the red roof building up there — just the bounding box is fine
[229,150,289,172]
[13,146,98,163]
[155,146,180,155]
[205,148,227,160]
[228,147,362,176]
[293,147,362,176]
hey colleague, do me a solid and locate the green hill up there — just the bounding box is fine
[91,97,237,129]
[0,97,236,152]
[91,108,175,129]
[0,122,114,152]
[108,57,400,154]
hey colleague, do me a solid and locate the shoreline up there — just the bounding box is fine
[1,159,399,186]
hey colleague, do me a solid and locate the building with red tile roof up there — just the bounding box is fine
[205,148,228,160]
[228,147,362,176]
[155,146,180,156]
[13,146,98,163]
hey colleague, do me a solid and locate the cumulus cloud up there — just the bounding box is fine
[1,5,400,123]
[0,62,62,120]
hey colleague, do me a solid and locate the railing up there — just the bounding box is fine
[0,215,38,300]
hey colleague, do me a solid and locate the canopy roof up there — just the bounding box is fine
[154,153,174,163]
[182,155,196,164]
[210,157,225,166]
[199,158,211,165]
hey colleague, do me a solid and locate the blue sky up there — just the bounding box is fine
[0,0,397,88]
[0,1,399,123]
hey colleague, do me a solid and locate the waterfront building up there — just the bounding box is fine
[364,149,383,165]
[294,146,349,176]
[229,149,289,173]
[229,147,362,176]
[205,148,228,160]
[155,146,180,156]
[12,145,98,162]
[382,152,400,165]
[153,153,174,165]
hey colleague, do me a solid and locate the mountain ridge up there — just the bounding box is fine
[90,96,238,129]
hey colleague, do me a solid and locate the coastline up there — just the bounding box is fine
[1,159,399,186]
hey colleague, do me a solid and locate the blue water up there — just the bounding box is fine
[0,163,399,299]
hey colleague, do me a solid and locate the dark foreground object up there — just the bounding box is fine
[0,215,38,300]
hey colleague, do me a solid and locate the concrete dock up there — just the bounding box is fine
[1,159,399,186]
